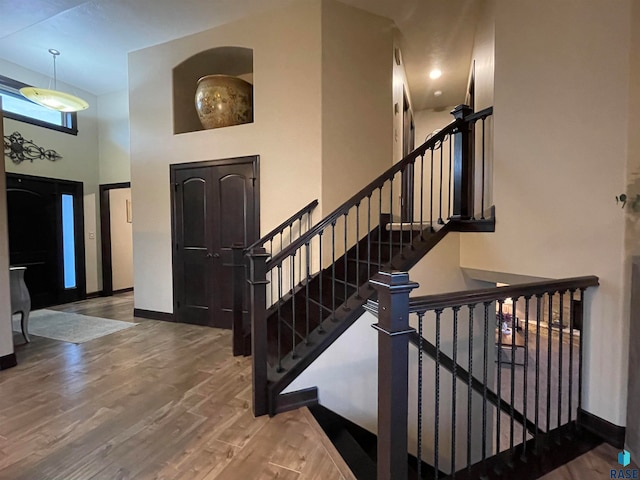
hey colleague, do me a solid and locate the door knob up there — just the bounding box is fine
[213,253,220,258]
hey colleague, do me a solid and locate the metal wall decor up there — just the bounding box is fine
[3,131,62,164]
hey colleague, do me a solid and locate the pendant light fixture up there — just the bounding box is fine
[20,49,89,112]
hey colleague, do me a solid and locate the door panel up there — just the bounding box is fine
[172,158,258,329]
[174,168,213,326]
[216,169,256,329]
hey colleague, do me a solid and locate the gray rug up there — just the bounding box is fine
[12,309,138,344]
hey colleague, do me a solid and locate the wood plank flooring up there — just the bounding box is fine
[1,293,355,480]
[542,442,638,480]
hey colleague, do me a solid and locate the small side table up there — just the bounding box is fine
[10,267,31,343]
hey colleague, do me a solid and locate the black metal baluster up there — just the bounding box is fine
[482,302,490,465]
[305,242,310,343]
[355,203,361,297]
[409,160,415,248]
[389,176,394,265]
[331,221,336,320]
[269,238,274,306]
[481,118,486,219]
[497,300,503,453]
[277,264,283,372]
[298,217,303,285]
[448,134,452,219]
[435,309,442,479]
[420,153,425,240]
[289,224,292,252]
[535,295,541,451]
[430,148,434,230]
[578,288,585,410]
[467,304,475,471]
[399,169,404,257]
[558,291,565,429]
[280,230,283,253]
[291,251,297,359]
[510,297,517,453]
[417,311,425,480]
[451,306,459,476]
[367,194,372,282]
[438,142,444,224]
[568,289,575,421]
[318,231,325,334]
[522,296,531,457]
[378,187,383,268]
[343,213,349,310]
[547,293,553,433]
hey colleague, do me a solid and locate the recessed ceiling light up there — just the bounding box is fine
[429,69,442,79]
[434,90,442,97]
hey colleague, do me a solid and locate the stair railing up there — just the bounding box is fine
[246,105,493,416]
[368,271,599,480]
[231,199,319,356]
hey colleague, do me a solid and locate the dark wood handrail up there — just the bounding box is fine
[244,199,318,253]
[364,275,599,316]
[407,275,599,313]
[265,106,494,269]
[464,106,493,123]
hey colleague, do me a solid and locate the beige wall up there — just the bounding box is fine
[467,0,495,215]
[320,0,394,215]
[128,1,323,313]
[461,0,631,425]
[98,90,130,185]
[109,188,134,291]
[1,58,101,295]
[469,0,494,112]
[0,100,13,359]
[625,0,640,459]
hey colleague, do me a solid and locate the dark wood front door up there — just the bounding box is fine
[6,174,86,308]
[171,156,259,328]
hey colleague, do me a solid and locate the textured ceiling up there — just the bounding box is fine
[0,0,483,110]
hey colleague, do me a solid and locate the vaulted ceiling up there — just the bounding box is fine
[0,0,483,111]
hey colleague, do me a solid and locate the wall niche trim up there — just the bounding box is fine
[173,46,254,134]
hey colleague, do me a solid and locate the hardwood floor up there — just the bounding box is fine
[542,442,638,480]
[1,293,354,480]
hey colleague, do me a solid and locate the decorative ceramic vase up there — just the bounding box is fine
[194,74,253,129]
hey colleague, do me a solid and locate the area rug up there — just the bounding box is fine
[12,309,138,344]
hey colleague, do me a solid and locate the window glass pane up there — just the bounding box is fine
[0,91,64,126]
[61,194,77,289]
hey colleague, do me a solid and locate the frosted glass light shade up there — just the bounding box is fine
[20,87,89,112]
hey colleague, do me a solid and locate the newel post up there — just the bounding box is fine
[451,104,474,220]
[231,244,247,357]
[248,247,270,417]
[371,271,419,480]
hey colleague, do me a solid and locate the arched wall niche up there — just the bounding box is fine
[173,46,254,134]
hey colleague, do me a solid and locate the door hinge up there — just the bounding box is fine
[251,177,256,186]
[177,301,180,309]
[174,182,179,191]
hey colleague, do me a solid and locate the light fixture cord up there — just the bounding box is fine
[52,53,57,90]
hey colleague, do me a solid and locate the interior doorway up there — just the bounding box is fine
[170,156,259,328]
[6,173,86,309]
[100,182,133,296]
